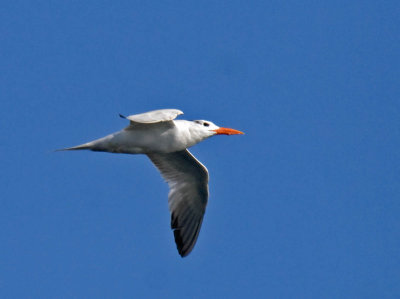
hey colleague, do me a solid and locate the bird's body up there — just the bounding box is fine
[69,119,211,154]
[61,109,243,257]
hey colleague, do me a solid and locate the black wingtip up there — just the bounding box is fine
[174,229,189,257]
[119,113,126,119]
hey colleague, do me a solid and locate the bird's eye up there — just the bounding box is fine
[203,122,209,127]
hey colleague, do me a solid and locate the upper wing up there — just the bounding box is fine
[147,149,209,257]
[125,109,183,124]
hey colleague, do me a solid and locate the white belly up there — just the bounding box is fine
[89,125,190,154]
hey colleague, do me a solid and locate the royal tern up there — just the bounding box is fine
[61,109,243,257]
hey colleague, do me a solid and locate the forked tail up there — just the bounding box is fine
[55,142,93,151]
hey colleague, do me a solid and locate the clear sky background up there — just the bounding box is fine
[1,1,399,298]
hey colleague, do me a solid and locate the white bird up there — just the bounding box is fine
[61,109,243,257]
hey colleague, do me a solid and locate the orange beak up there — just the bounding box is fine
[213,127,244,135]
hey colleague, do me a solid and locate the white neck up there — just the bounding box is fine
[174,120,213,148]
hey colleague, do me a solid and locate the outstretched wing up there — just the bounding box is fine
[147,149,209,257]
[124,109,183,124]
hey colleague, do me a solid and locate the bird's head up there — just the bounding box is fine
[192,120,244,139]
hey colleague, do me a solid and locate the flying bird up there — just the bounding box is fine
[60,109,243,257]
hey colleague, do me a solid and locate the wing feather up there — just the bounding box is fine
[126,109,183,124]
[147,149,209,257]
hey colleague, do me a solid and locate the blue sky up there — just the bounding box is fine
[1,1,399,298]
